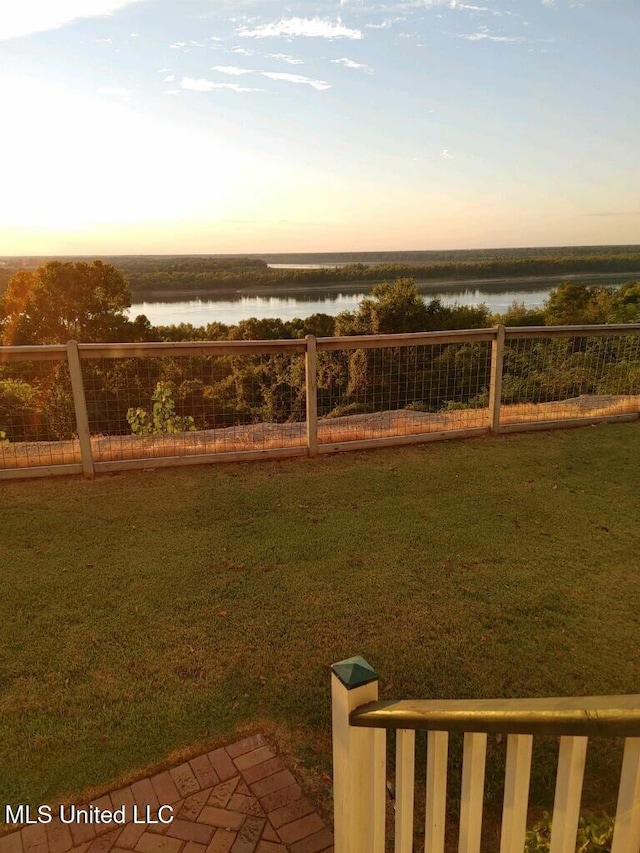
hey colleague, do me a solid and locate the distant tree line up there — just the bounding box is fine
[2,252,640,297]
[1,261,639,445]
[113,254,640,294]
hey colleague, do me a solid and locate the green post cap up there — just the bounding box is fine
[331,656,378,689]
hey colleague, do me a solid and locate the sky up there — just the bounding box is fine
[1,0,638,255]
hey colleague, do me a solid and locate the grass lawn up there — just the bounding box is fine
[1,423,639,825]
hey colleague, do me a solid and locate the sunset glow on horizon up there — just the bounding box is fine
[1,1,638,256]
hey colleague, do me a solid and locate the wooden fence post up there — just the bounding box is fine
[66,340,94,478]
[305,334,318,456]
[489,324,505,434]
[331,656,385,853]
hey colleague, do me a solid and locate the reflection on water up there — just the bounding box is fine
[129,286,552,327]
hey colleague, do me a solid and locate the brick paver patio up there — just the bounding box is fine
[0,735,333,853]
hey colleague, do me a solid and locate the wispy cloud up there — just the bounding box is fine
[449,1,503,13]
[398,0,454,7]
[236,17,362,40]
[197,65,332,91]
[0,0,144,41]
[266,53,304,65]
[461,29,525,42]
[231,47,253,55]
[260,71,331,91]
[181,77,262,93]
[212,65,253,76]
[365,18,402,30]
[393,0,509,11]
[163,74,175,82]
[441,148,453,158]
[331,58,373,72]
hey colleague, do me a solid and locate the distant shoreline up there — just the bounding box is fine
[131,270,640,302]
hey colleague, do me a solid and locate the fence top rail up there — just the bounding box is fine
[1,323,639,359]
[76,339,307,358]
[350,695,640,737]
[505,323,640,340]
[0,344,67,362]
[317,328,497,351]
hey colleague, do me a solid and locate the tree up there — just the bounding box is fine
[606,281,640,323]
[542,282,610,326]
[229,317,291,341]
[0,260,134,345]
[494,301,546,327]
[335,278,430,336]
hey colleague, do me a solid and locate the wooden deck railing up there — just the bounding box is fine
[1,323,639,480]
[331,656,640,853]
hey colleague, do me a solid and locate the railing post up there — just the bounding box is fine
[66,340,94,478]
[489,324,505,434]
[305,334,318,456]
[331,656,385,853]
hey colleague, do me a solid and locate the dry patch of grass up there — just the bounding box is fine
[1,394,638,470]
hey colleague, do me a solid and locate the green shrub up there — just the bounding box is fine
[127,382,196,436]
[405,401,435,413]
[439,392,489,412]
[0,378,38,442]
[322,402,373,419]
[525,811,615,853]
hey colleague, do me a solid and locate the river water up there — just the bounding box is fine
[128,273,634,327]
[129,284,551,326]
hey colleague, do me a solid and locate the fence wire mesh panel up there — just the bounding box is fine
[80,350,307,463]
[501,332,640,426]
[316,342,493,444]
[0,357,79,470]
[2,328,639,477]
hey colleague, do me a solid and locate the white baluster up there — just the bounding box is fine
[549,736,588,853]
[395,729,416,853]
[425,731,449,853]
[459,732,488,853]
[499,734,533,853]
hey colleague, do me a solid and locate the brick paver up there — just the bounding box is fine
[188,758,219,792]
[150,774,181,808]
[1,737,332,853]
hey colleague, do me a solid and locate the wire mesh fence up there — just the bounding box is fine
[0,352,80,470]
[316,338,494,444]
[1,327,639,477]
[501,330,640,427]
[81,346,308,463]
